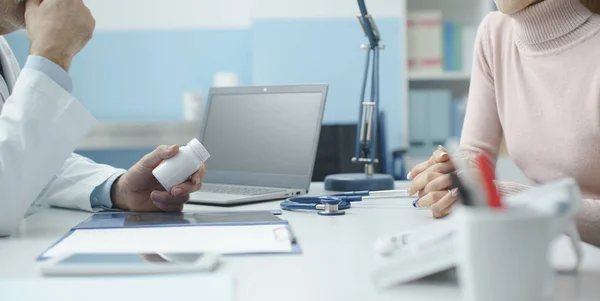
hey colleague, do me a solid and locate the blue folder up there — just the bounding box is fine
[37,210,302,261]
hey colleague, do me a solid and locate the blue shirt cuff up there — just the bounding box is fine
[90,172,126,211]
[24,55,72,93]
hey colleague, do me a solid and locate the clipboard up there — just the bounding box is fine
[73,210,286,230]
[38,210,301,261]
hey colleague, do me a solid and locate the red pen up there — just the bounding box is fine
[476,153,502,208]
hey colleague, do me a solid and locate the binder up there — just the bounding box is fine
[407,15,417,71]
[409,89,452,157]
[428,90,452,147]
[37,210,301,261]
[409,90,430,157]
[443,21,462,72]
[410,11,444,73]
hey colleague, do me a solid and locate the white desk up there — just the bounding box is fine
[2,182,600,301]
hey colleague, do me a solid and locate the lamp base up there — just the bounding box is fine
[324,173,394,192]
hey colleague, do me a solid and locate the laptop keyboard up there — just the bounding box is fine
[201,184,287,196]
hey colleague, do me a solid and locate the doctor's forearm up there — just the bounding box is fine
[39,153,126,213]
[0,68,96,236]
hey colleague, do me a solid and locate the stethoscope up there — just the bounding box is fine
[280,190,413,216]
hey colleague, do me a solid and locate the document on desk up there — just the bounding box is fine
[41,224,293,259]
[0,274,235,301]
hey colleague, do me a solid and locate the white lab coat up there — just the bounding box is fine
[0,37,123,236]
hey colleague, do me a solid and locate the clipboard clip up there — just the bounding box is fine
[273,226,298,244]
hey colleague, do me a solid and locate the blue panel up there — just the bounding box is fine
[428,90,452,148]
[251,18,404,152]
[443,21,456,71]
[452,97,465,137]
[409,90,430,157]
[6,29,252,122]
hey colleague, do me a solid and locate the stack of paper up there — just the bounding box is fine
[41,224,294,259]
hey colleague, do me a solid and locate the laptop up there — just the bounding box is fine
[189,84,328,205]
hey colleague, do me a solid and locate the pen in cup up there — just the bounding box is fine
[475,154,503,208]
[453,157,487,207]
[451,172,474,207]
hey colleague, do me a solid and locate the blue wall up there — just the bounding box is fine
[76,149,155,170]
[6,29,253,121]
[6,19,404,169]
[253,19,402,125]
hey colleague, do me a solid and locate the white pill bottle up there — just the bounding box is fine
[152,138,210,192]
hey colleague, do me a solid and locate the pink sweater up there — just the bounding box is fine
[460,0,600,246]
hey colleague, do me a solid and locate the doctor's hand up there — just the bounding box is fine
[408,146,459,218]
[110,145,206,212]
[25,0,96,71]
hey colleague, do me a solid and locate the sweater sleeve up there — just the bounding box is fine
[458,14,504,170]
[575,199,600,247]
[496,181,531,196]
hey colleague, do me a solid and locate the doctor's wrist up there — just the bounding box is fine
[110,175,130,211]
[29,48,73,72]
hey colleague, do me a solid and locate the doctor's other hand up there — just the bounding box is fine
[110,145,206,212]
[407,146,458,218]
[25,0,96,71]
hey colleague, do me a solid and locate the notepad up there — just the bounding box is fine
[42,224,293,259]
[0,275,235,301]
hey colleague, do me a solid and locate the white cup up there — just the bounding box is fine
[213,72,240,87]
[183,91,202,122]
[455,206,554,301]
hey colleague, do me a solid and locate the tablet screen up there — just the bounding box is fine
[56,253,204,266]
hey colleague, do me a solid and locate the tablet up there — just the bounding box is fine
[40,252,220,277]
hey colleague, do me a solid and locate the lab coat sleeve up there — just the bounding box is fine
[35,153,126,213]
[24,55,72,93]
[0,68,96,237]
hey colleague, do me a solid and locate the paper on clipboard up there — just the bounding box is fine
[42,224,293,259]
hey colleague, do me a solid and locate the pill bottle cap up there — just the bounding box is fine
[187,138,210,162]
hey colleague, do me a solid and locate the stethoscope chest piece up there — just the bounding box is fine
[318,198,346,216]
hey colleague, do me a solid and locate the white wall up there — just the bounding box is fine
[253,0,403,19]
[84,0,403,31]
[84,0,253,30]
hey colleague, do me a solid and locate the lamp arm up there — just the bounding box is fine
[357,0,380,48]
[354,0,383,174]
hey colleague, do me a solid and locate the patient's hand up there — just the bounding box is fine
[408,146,458,218]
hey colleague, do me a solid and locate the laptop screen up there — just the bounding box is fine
[200,85,327,189]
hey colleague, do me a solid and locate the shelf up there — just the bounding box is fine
[408,71,471,81]
[76,121,201,151]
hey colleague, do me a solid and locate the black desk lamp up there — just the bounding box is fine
[324,0,395,191]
